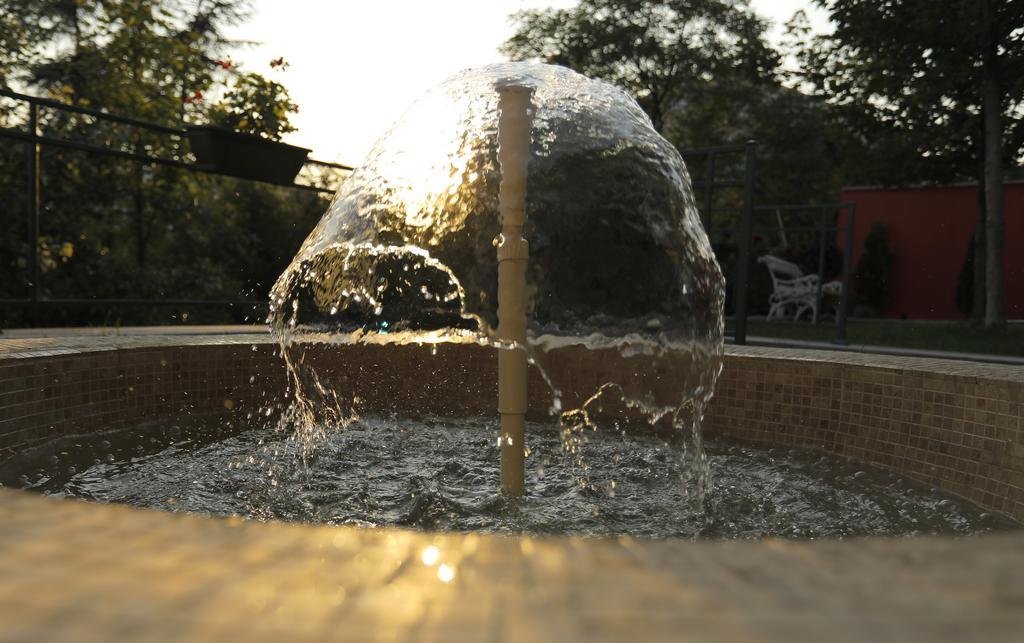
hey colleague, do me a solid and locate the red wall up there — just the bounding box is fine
[838,182,1024,320]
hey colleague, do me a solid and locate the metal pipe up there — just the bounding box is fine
[496,83,533,496]
[27,102,40,306]
[0,127,336,194]
[836,203,856,345]
[1,86,342,175]
[750,225,845,233]
[732,141,757,345]
[691,179,745,189]
[0,298,266,306]
[701,152,715,232]
[756,203,849,211]
[679,142,749,155]
[815,207,827,324]
[0,87,185,135]
[305,159,355,171]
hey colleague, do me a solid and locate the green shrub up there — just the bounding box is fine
[955,231,975,317]
[854,221,893,311]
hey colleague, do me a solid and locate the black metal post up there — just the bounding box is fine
[701,152,715,232]
[27,100,40,305]
[733,141,757,345]
[814,207,826,324]
[835,203,855,345]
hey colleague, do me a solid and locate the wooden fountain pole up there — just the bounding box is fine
[496,83,533,496]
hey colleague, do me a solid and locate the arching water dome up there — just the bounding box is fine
[269,62,726,503]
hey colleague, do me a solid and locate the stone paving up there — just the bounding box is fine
[1,489,1023,643]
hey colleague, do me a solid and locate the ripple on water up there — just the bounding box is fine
[1,414,1018,540]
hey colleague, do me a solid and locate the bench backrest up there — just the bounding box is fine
[757,255,804,280]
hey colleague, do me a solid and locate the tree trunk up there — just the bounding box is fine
[982,0,1005,329]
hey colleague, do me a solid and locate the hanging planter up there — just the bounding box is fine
[185,125,311,186]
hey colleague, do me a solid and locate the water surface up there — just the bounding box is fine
[3,415,1016,539]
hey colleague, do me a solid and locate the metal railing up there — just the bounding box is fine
[751,203,856,344]
[1,92,856,340]
[682,142,856,345]
[681,141,757,344]
[0,87,351,313]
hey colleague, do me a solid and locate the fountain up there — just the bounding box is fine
[266,62,726,506]
[1,63,1016,540]
[2,63,1022,643]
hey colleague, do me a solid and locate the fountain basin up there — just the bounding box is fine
[0,331,1022,641]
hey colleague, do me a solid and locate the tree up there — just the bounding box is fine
[0,0,330,327]
[0,0,99,88]
[207,69,298,140]
[503,1,854,212]
[795,0,1024,329]
[5,0,249,123]
[502,0,779,132]
[503,1,859,319]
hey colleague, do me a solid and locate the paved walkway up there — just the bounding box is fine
[745,334,1024,366]
[1,489,1022,643]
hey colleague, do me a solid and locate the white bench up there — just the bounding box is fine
[757,255,842,323]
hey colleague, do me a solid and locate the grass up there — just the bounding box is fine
[728,318,1024,358]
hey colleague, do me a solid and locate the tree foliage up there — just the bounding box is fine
[503,0,848,208]
[207,70,298,140]
[2,1,247,120]
[502,0,779,132]
[791,0,1024,186]
[0,0,328,327]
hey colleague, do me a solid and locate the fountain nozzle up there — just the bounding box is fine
[496,83,533,496]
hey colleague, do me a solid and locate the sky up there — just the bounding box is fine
[227,1,830,166]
